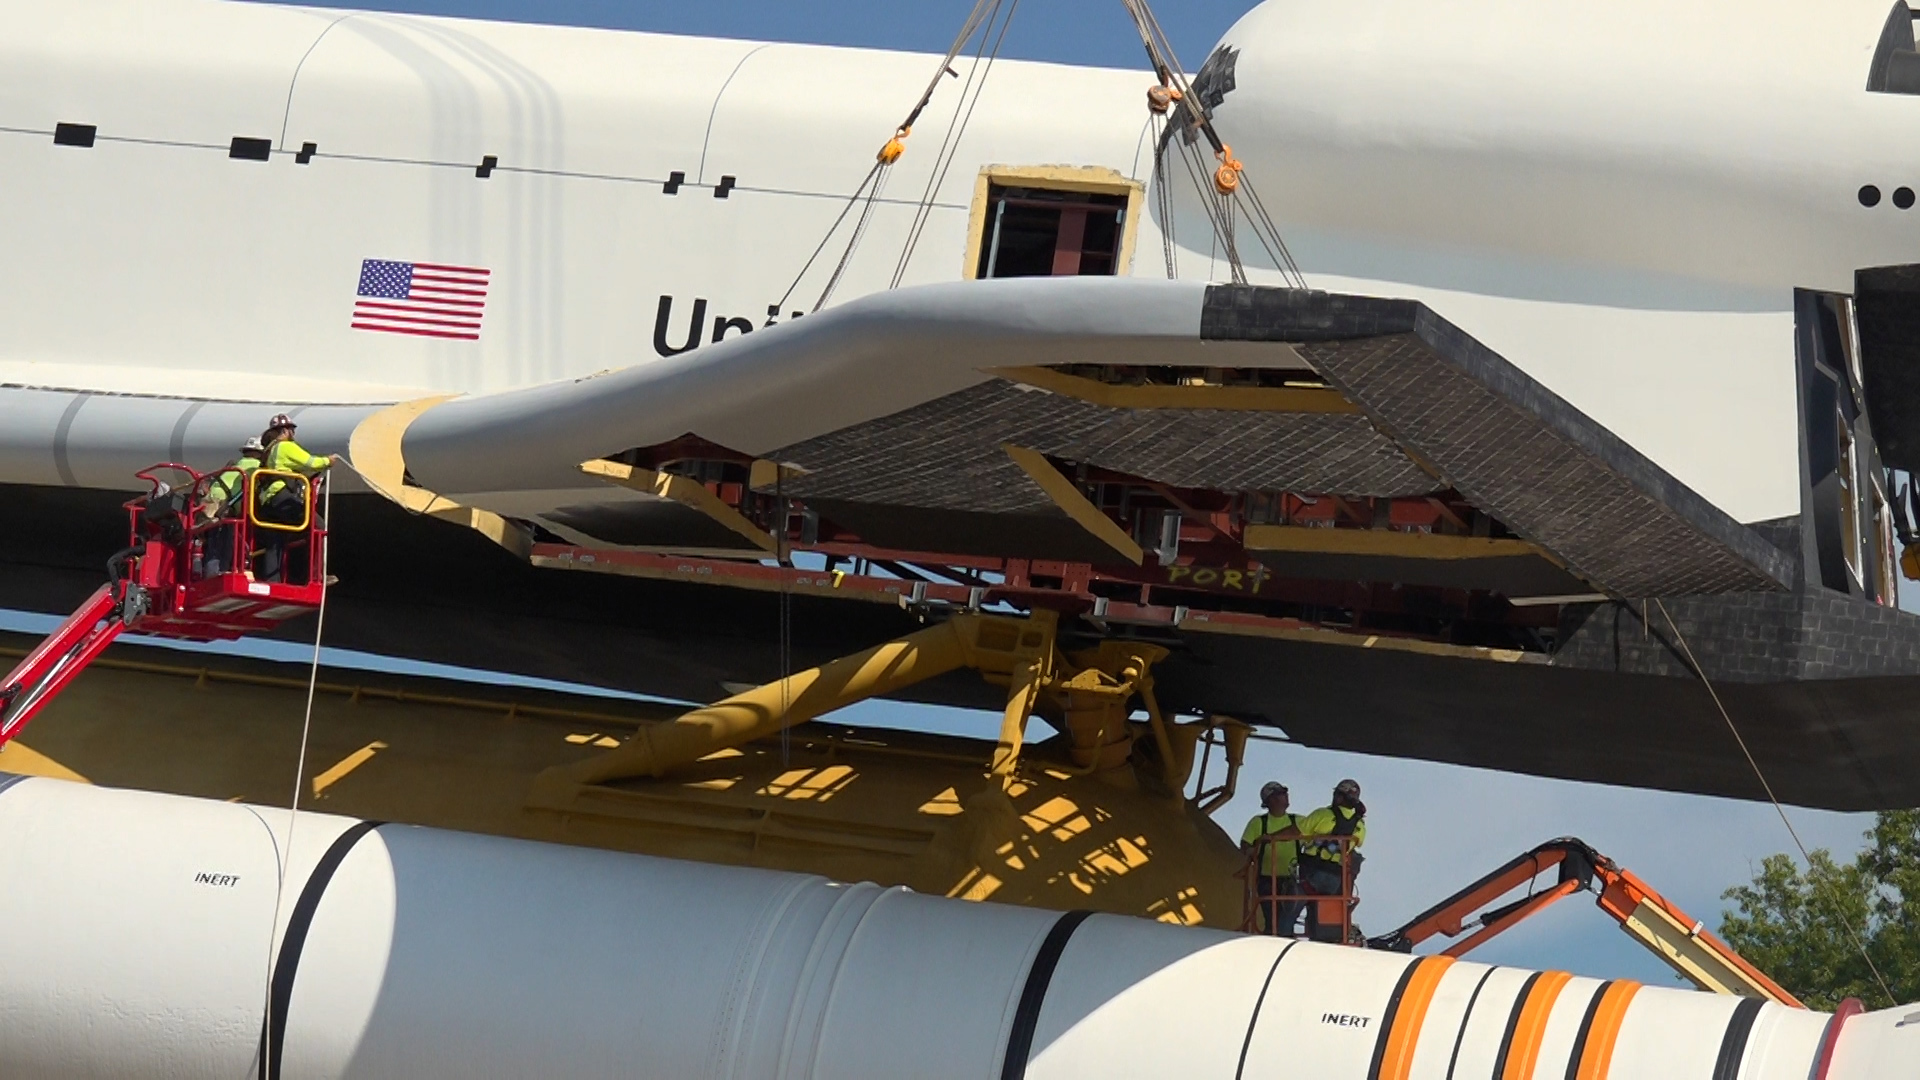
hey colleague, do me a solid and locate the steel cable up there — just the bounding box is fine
[1654,599,1896,1006]
[891,0,1019,288]
[779,0,1005,312]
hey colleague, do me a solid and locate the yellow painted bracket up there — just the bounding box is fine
[992,366,1358,414]
[989,610,1058,779]
[530,612,1066,795]
[347,395,533,559]
[580,459,776,553]
[748,458,811,495]
[1243,523,1543,561]
[1002,445,1144,565]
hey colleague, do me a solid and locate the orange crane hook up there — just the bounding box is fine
[1213,144,1244,195]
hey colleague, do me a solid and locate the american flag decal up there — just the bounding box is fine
[352,259,489,341]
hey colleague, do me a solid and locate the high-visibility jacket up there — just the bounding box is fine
[1242,812,1300,878]
[261,438,331,499]
[1297,805,1366,867]
[202,458,259,516]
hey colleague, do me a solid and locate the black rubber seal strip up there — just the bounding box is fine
[1562,980,1615,1080]
[1233,940,1300,1080]
[0,772,28,797]
[260,820,381,1079]
[1367,957,1429,1080]
[1489,971,1545,1080]
[999,909,1095,1080]
[1443,967,1499,1080]
[1710,997,1765,1080]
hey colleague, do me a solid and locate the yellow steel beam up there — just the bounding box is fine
[1243,523,1543,561]
[347,395,533,558]
[1002,445,1144,565]
[991,366,1357,413]
[747,458,810,494]
[989,612,1058,778]
[1174,612,1544,664]
[579,459,778,553]
[541,613,1058,790]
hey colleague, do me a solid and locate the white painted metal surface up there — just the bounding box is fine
[0,774,1908,1079]
[0,0,1911,518]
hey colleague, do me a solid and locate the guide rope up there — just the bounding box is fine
[1654,599,1895,1006]
[260,474,335,1070]
[776,472,792,767]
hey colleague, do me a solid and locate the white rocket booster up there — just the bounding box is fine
[0,773,1910,1079]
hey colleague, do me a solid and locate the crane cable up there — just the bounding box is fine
[1653,599,1896,1007]
[890,0,1020,288]
[1122,0,1306,289]
[775,0,1008,313]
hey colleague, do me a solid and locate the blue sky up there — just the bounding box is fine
[38,0,1874,989]
[259,0,1253,72]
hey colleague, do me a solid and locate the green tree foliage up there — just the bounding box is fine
[1717,810,1920,1009]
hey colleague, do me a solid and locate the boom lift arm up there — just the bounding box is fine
[0,585,126,745]
[0,463,328,751]
[1368,837,1803,1006]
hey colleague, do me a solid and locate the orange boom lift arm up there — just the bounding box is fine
[1368,837,1802,1006]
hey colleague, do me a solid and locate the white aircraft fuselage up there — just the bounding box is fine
[0,0,1914,527]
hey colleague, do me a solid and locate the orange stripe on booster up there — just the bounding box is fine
[1501,970,1574,1080]
[1374,956,1456,1080]
[1571,981,1642,1080]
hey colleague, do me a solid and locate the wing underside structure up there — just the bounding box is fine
[5,278,1920,810]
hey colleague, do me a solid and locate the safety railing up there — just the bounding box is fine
[246,470,313,532]
[185,470,324,586]
[1240,833,1359,945]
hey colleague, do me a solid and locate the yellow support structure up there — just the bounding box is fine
[989,612,1057,778]
[579,459,776,553]
[538,611,1062,791]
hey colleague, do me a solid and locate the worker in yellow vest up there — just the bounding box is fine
[256,413,337,581]
[1241,781,1302,936]
[197,437,265,578]
[1296,779,1367,943]
[200,438,264,522]
[258,413,335,513]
